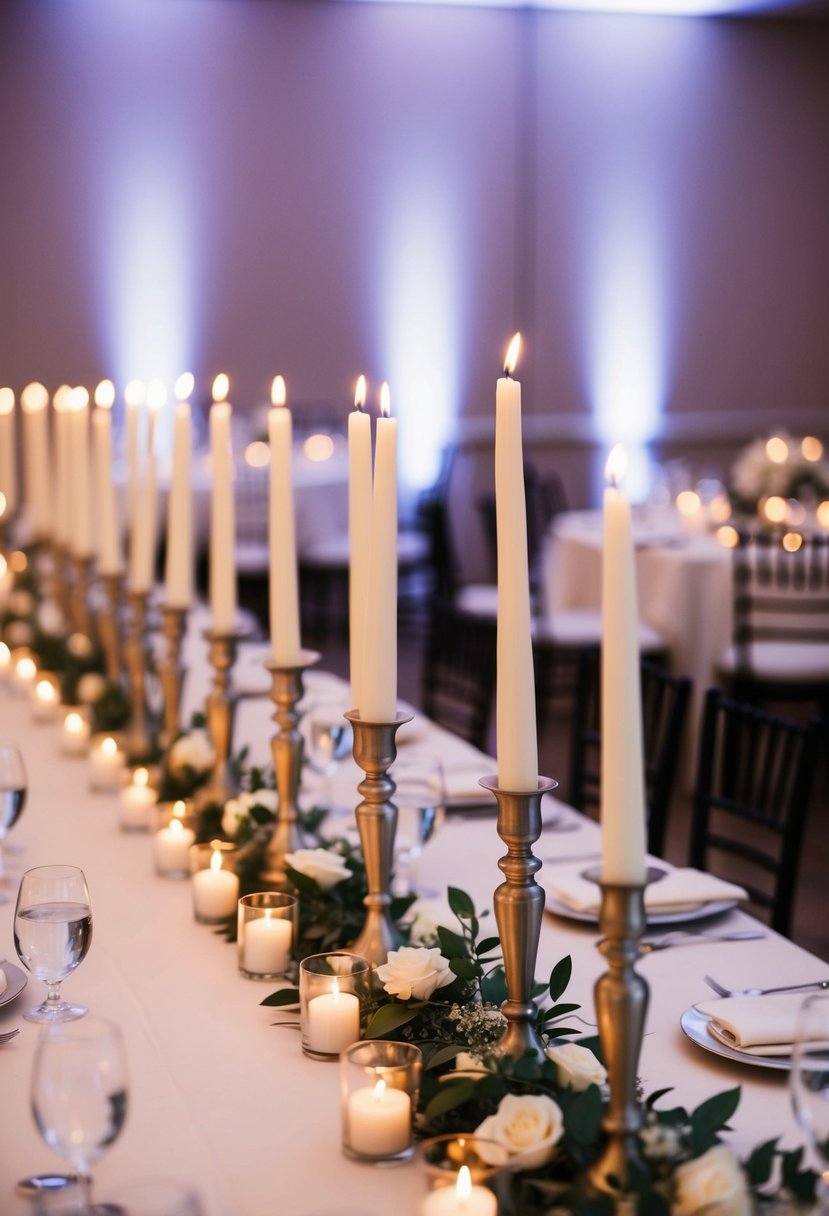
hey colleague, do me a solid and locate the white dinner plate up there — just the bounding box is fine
[0,960,27,1008]
[680,1005,792,1072]
[543,895,739,927]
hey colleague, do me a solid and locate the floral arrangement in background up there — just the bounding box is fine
[157,717,216,802]
[729,431,829,515]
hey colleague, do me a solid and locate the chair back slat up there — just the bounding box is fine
[421,601,497,752]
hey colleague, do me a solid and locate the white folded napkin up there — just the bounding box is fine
[444,767,494,804]
[542,866,746,915]
[696,992,829,1057]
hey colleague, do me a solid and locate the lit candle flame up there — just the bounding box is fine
[212,373,230,403]
[765,435,788,464]
[169,817,184,837]
[174,372,195,402]
[504,332,521,377]
[380,382,391,419]
[70,386,89,411]
[0,387,14,415]
[147,379,167,411]
[354,375,367,410]
[53,385,72,413]
[35,679,56,703]
[782,531,803,553]
[21,382,48,412]
[271,375,286,407]
[172,799,186,820]
[802,436,823,462]
[94,380,115,409]
[134,767,149,788]
[605,444,627,488]
[372,1079,387,1103]
[124,379,146,407]
[101,736,118,757]
[676,489,701,518]
[65,711,84,734]
[456,1165,472,1203]
[0,642,10,666]
[210,848,223,874]
[332,977,340,1001]
[16,656,37,681]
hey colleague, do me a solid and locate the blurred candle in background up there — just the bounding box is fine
[92,380,123,577]
[52,386,72,553]
[348,374,371,711]
[69,387,92,560]
[20,382,52,541]
[0,388,17,517]
[268,375,301,664]
[124,379,145,547]
[166,374,194,608]
[209,375,237,633]
[129,385,162,594]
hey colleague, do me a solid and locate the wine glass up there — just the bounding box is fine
[0,741,27,900]
[31,1017,128,1215]
[14,865,93,1023]
[390,755,446,897]
[790,993,829,1205]
[304,694,353,814]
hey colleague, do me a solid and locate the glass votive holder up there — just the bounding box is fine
[420,1135,509,1214]
[238,892,297,980]
[60,706,91,757]
[153,801,197,879]
[299,952,370,1061]
[341,1040,422,1164]
[190,841,239,924]
[31,671,61,722]
[118,765,158,833]
[88,732,127,793]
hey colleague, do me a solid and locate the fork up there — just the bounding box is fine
[641,929,766,952]
[0,1028,20,1044]
[703,975,829,999]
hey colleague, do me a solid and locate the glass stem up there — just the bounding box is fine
[78,1172,94,1214]
[45,980,63,1006]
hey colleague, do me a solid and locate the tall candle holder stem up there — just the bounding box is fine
[124,590,155,763]
[345,711,410,971]
[71,555,95,640]
[259,650,320,889]
[159,605,188,748]
[479,775,558,1063]
[98,573,125,683]
[198,629,243,808]
[587,873,653,1196]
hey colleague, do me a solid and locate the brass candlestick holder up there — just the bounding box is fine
[479,775,558,1063]
[159,604,189,749]
[98,572,125,683]
[259,649,321,889]
[344,710,410,971]
[587,870,654,1196]
[70,554,95,640]
[124,589,156,763]
[198,628,244,808]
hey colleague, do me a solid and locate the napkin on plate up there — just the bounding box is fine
[695,992,829,1057]
[542,866,746,915]
[444,767,494,805]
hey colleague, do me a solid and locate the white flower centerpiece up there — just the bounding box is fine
[729,432,829,517]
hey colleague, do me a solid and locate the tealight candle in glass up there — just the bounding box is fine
[299,952,369,1061]
[118,765,158,832]
[153,801,197,879]
[61,708,91,757]
[89,733,126,792]
[341,1040,422,1164]
[419,1135,508,1215]
[0,641,11,683]
[238,892,297,980]
[31,673,60,722]
[12,648,37,696]
[190,841,239,924]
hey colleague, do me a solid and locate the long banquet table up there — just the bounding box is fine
[0,629,824,1215]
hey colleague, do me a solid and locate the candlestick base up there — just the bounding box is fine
[98,573,125,683]
[159,604,189,750]
[259,649,321,889]
[585,871,658,1196]
[124,590,156,763]
[345,710,411,973]
[197,629,245,809]
[479,775,558,1063]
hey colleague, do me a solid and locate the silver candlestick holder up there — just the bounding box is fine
[71,554,95,640]
[587,869,655,1196]
[124,589,155,763]
[479,775,558,1063]
[198,628,244,809]
[259,649,321,889]
[344,710,410,971]
[98,572,125,683]
[159,604,189,749]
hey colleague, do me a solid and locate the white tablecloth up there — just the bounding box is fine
[541,508,733,778]
[0,634,821,1215]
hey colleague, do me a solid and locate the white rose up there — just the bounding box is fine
[168,729,215,776]
[246,788,277,814]
[221,797,249,839]
[673,1145,752,1216]
[476,1093,564,1170]
[76,672,106,705]
[284,847,351,891]
[545,1042,606,1092]
[376,946,454,1001]
[455,1051,489,1074]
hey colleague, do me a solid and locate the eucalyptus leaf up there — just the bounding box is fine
[364,1003,419,1038]
[424,1079,477,1119]
[549,955,573,1002]
[447,886,476,920]
[261,988,300,1007]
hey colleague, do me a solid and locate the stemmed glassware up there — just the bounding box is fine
[14,864,93,1023]
[304,693,353,814]
[31,1017,128,1214]
[390,755,446,897]
[790,993,829,1208]
[0,741,27,901]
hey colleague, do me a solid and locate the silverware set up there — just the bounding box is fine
[703,975,829,999]
[0,1028,20,1044]
[641,929,767,952]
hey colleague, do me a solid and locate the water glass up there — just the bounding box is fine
[390,755,445,896]
[0,741,27,898]
[790,993,829,1200]
[14,865,92,1023]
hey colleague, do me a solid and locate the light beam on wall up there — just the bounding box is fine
[377,173,463,498]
